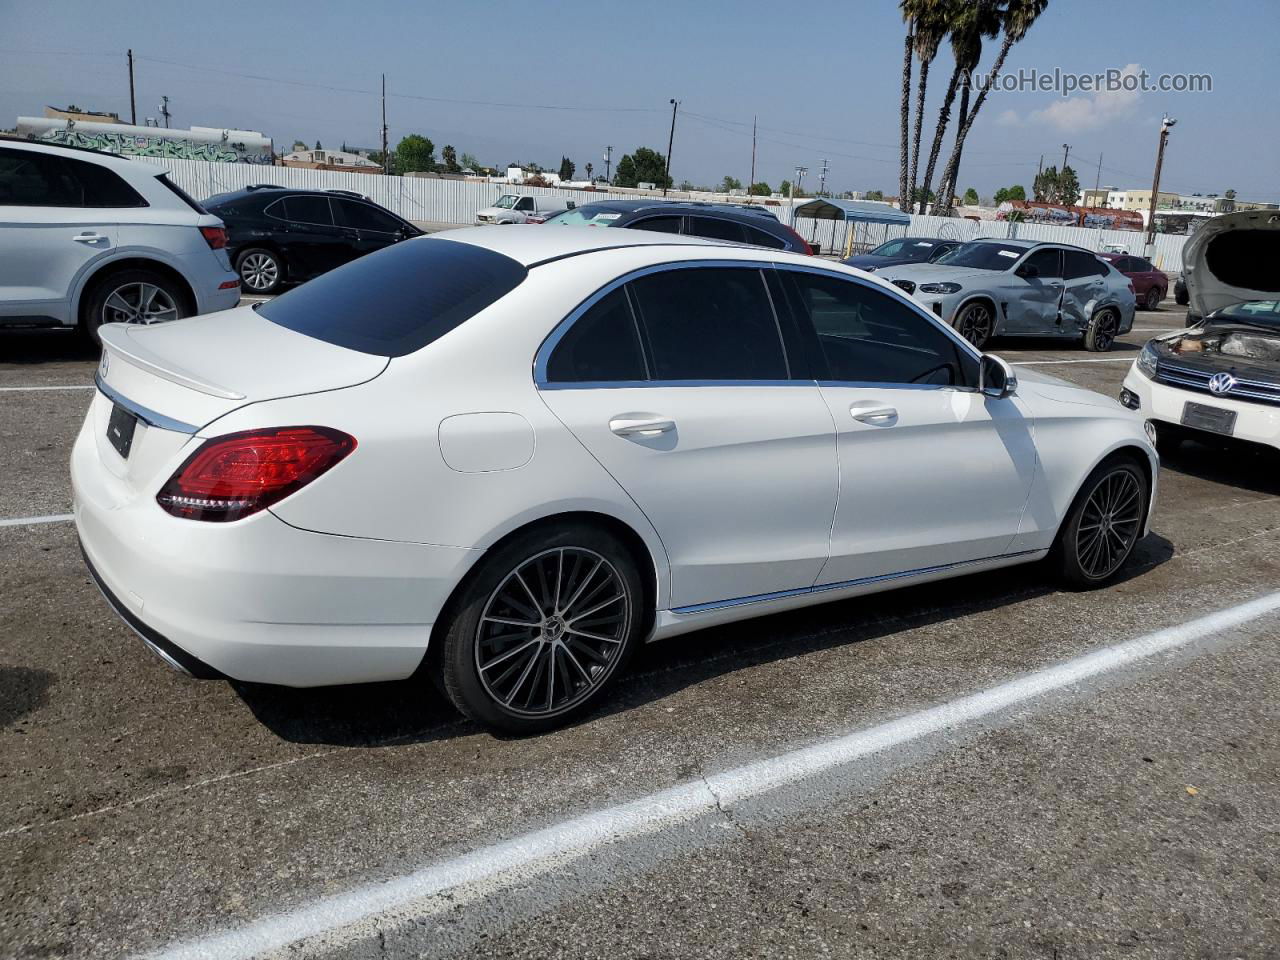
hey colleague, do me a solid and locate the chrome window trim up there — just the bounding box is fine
[534,258,791,388]
[671,549,1044,616]
[94,373,199,434]
[772,261,985,386]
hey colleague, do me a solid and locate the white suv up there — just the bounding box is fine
[0,139,240,343]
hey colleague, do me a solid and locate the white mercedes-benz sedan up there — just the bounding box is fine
[73,227,1158,733]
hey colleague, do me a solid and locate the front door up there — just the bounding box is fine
[1002,247,1063,335]
[276,195,347,277]
[779,268,1038,584]
[536,265,838,610]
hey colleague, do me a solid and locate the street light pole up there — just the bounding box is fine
[663,99,678,197]
[1145,115,1176,255]
[1061,143,1070,173]
[603,145,612,185]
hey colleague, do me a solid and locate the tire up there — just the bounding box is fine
[235,247,284,294]
[438,523,645,735]
[1175,287,1189,306]
[80,268,190,346]
[1144,287,1162,310]
[954,301,995,350]
[1051,457,1149,589]
[1083,307,1120,352]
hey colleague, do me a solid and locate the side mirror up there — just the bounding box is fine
[980,354,1018,399]
[1016,263,1039,279]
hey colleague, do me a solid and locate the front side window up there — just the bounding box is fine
[786,271,978,387]
[628,267,787,381]
[516,197,535,211]
[545,287,647,383]
[282,195,334,225]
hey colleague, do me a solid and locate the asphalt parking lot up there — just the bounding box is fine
[2,298,1279,959]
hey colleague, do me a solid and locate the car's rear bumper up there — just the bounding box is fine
[72,419,479,687]
[1122,366,1280,449]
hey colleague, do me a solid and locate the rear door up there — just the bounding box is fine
[1002,247,1063,335]
[331,198,406,260]
[1061,249,1110,333]
[0,147,130,323]
[536,263,837,610]
[779,268,1037,582]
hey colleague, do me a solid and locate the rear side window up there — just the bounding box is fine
[258,238,527,357]
[686,216,746,243]
[333,198,402,233]
[628,267,787,380]
[546,287,647,383]
[281,195,334,225]
[743,224,786,250]
[1064,250,1105,280]
[157,174,207,213]
[0,147,146,207]
[1130,257,1154,272]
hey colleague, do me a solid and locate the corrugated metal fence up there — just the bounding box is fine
[136,157,1189,272]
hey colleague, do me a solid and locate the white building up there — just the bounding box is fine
[282,149,380,171]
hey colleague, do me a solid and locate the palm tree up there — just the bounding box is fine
[905,0,949,215]
[935,0,1049,215]
[897,11,915,211]
[916,0,1001,214]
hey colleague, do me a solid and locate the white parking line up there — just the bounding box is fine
[0,384,94,392]
[1013,357,1134,365]
[0,513,74,528]
[142,591,1280,960]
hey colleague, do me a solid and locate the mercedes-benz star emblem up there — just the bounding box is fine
[1208,371,1236,395]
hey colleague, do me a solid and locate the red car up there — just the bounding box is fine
[1098,252,1167,310]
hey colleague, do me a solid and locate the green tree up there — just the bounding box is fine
[748,181,772,196]
[314,140,322,151]
[780,179,808,199]
[395,134,437,174]
[558,156,575,181]
[864,189,885,201]
[901,0,951,212]
[1033,165,1059,202]
[459,152,480,172]
[1054,165,1080,205]
[992,184,1026,204]
[291,140,307,152]
[612,147,671,188]
[719,175,743,193]
[962,187,979,205]
[441,145,461,174]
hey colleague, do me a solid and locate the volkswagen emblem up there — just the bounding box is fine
[1208,371,1236,395]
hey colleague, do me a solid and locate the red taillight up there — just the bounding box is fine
[157,426,356,522]
[199,225,228,250]
[781,224,814,255]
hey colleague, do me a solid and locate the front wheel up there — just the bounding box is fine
[954,301,994,350]
[1052,458,1149,588]
[438,524,644,735]
[1083,307,1119,352]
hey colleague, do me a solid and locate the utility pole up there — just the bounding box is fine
[790,165,808,226]
[127,49,136,125]
[818,158,829,197]
[1145,115,1176,254]
[1094,153,1103,192]
[748,115,757,201]
[159,96,171,128]
[1061,143,1071,174]
[380,74,389,175]
[663,99,679,197]
[603,145,612,184]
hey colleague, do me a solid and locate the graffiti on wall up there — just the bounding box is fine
[36,129,273,164]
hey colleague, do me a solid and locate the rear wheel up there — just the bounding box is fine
[1052,457,1148,588]
[81,268,190,346]
[1083,307,1119,352]
[438,523,644,735]
[236,247,283,294]
[954,301,994,350]
[1144,287,1162,310]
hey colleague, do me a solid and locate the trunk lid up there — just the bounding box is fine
[93,305,387,497]
[1183,210,1280,318]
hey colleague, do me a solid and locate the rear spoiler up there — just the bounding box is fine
[98,324,246,400]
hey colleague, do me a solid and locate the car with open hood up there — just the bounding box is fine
[1121,210,1280,453]
[878,238,1136,351]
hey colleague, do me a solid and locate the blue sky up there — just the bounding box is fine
[2,0,1276,200]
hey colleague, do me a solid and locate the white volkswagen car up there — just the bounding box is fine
[73,228,1157,734]
[0,139,240,342]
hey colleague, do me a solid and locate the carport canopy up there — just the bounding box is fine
[792,198,911,226]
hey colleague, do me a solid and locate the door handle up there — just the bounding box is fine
[72,232,104,243]
[609,416,676,437]
[849,403,898,423]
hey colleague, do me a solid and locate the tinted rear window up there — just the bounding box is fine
[258,238,527,357]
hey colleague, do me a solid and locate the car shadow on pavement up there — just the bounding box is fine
[1159,438,1280,496]
[233,535,1173,745]
[989,335,1141,354]
[0,329,99,364]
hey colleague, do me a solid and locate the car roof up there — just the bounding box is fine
[433,224,723,266]
[0,135,161,177]
[575,198,785,221]
[966,236,1103,256]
